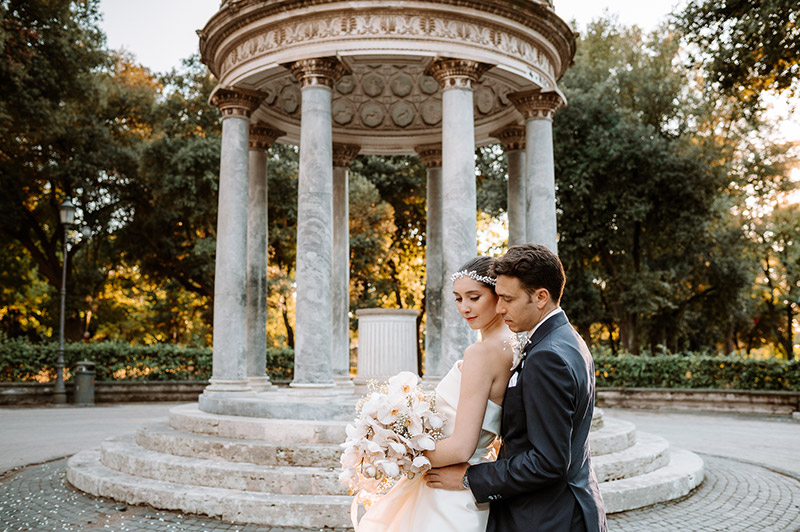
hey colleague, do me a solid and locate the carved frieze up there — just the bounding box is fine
[219,12,555,81]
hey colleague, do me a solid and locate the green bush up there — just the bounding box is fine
[593,352,799,391]
[0,337,295,383]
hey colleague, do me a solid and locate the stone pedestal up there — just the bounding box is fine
[415,144,444,380]
[204,88,264,397]
[289,58,347,389]
[510,90,564,254]
[354,309,421,385]
[332,143,360,387]
[493,125,526,247]
[428,59,489,370]
[246,124,284,393]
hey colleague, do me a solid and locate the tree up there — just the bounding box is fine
[676,0,800,104]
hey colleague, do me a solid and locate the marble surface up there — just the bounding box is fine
[209,115,251,391]
[424,166,444,379]
[525,117,558,254]
[293,85,335,386]
[440,86,478,370]
[332,165,350,380]
[506,148,527,247]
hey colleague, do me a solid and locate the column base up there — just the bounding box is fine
[247,376,274,393]
[333,374,354,388]
[202,379,256,398]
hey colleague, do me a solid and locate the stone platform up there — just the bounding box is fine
[66,402,704,527]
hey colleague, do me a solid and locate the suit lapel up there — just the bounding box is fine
[525,310,568,353]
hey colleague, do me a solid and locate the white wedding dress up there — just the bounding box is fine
[354,360,502,532]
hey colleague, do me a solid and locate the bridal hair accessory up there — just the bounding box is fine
[339,372,446,509]
[450,269,497,286]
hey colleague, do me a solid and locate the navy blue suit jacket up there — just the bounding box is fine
[467,311,607,532]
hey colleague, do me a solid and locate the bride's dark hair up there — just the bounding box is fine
[453,256,497,294]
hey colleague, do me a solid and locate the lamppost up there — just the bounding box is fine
[54,198,75,404]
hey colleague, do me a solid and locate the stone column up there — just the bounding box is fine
[205,87,264,396]
[428,59,490,371]
[332,142,361,387]
[289,57,347,389]
[246,123,284,393]
[509,90,565,254]
[415,144,444,381]
[354,309,421,385]
[492,125,527,247]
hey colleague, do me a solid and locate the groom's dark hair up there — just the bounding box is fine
[490,244,565,303]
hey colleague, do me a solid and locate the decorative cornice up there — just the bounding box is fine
[508,90,565,120]
[289,57,348,88]
[491,125,526,151]
[414,143,443,168]
[211,87,265,117]
[249,123,285,150]
[426,58,492,89]
[332,143,361,167]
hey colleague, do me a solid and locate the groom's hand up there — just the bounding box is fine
[425,462,469,490]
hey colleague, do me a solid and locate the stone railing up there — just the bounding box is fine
[597,387,800,416]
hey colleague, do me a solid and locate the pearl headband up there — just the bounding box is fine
[450,270,497,286]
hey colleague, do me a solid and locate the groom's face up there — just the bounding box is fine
[495,275,540,332]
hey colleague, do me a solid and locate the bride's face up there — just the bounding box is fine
[453,278,499,330]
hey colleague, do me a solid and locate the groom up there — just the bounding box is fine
[427,244,607,531]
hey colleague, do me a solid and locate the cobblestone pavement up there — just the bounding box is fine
[1,454,799,531]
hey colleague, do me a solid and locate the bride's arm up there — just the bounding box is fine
[425,343,494,468]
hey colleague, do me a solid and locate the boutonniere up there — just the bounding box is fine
[507,332,532,371]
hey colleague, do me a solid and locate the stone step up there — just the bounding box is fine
[591,407,605,431]
[169,403,349,443]
[593,431,670,482]
[67,449,353,528]
[101,434,348,496]
[600,448,705,513]
[589,418,636,456]
[136,421,342,467]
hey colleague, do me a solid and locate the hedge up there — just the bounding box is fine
[593,353,799,391]
[0,337,294,382]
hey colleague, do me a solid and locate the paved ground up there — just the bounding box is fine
[1,403,799,531]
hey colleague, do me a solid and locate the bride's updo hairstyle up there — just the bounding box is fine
[450,256,497,294]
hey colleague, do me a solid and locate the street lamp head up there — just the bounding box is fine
[59,198,76,226]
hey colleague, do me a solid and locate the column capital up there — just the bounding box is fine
[426,58,492,90]
[249,123,285,150]
[332,143,361,168]
[289,57,349,88]
[211,87,265,118]
[414,143,443,168]
[491,124,526,151]
[508,90,565,120]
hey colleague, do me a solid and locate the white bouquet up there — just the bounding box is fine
[339,371,446,502]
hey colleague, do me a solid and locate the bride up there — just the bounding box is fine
[353,256,515,531]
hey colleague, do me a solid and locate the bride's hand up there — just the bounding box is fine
[425,463,469,490]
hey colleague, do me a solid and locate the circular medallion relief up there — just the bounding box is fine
[264,87,277,105]
[419,75,439,95]
[336,75,355,95]
[421,100,442,125]
[332,100,355,125]
[362,73,385,97]
[281,85,300,114]
[390,101,416,127]
[475,86,495,114]
[360,102,385,128]
[390,73,414,97]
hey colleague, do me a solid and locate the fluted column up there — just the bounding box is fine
[428,58,491,370]
[509,90,565,254]
[332,142,361,387]
[492,125,527,247]
[289,57,347,389]
[246,123,284,393]
[205,87,264,396]
[415,144,444,381]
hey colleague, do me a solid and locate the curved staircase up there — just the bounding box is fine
[67,404,703,528]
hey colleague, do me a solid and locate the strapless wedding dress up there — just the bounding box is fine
[354,361,502,532]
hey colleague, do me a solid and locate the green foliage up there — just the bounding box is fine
[676,0,800,105]
[0,336,296,382]
[594,351,800,391]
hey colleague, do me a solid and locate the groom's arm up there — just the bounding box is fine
[467,347,576,503]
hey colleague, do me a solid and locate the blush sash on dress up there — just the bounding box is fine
[353,361,502,532]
